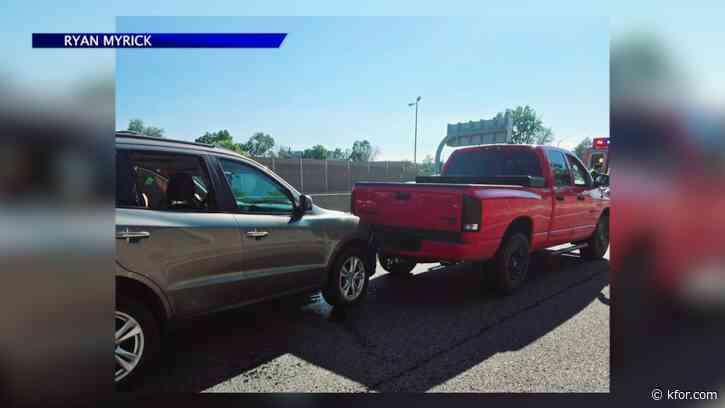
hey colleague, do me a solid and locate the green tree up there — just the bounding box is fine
[507,105,553,145]
[573,137,592,159]
[303,144,329,160]
[418,155,438,176]
[350,140,373,162]
[196,129,232,145]
[195,130,247,154]
[535,127,555,145]
[243,132,275,157]
[127,119,144,134]
[328,148,351,160]
[274,145,296,159]
[127,119,164,138]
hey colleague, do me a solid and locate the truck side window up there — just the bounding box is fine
[566,154,590,187]
[546,150,571,187]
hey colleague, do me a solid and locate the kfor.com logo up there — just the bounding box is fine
[652,388,719,401]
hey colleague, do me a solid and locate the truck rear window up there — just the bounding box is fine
[443,148,542,177]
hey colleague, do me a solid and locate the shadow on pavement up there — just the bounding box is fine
[128,251,609,393]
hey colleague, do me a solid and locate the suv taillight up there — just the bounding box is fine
[461,194,481,232]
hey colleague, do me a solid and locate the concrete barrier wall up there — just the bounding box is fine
[310,193,351,213]
[252,157,418,195]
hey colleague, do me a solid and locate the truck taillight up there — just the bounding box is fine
[461,195,481,232]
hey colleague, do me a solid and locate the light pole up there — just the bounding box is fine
[408,96,422,164]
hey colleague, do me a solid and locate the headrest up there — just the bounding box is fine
[166,172,196,208]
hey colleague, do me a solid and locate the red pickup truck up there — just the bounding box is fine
[352,144,610,293]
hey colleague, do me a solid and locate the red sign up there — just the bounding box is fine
[593,137,609,150]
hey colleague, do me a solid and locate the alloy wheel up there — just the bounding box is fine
[115,310,145,382]
[339,256,366,301]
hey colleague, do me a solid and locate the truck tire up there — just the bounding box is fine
[322,246,370,307]
[115,296,160,389]
[581,214,609,260]
[379,254,416,277]
[494,233,530,294]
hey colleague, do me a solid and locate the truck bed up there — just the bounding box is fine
[352,176,544,236]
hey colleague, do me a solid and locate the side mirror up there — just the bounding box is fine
[297,194,314,213]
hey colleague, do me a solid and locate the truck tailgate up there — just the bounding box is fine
[353,182,464,232]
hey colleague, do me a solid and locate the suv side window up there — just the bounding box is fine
[219,159,294,214]
[116,149,216,211]
[566,154,591,187]
[546,150,572,187]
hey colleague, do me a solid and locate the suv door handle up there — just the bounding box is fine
[577,194,586,201]
[246,230,269,239]
[116,230,151,241]
[555,195,565,201]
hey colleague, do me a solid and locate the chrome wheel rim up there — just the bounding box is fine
[339,256,366,301]
[115,310,145,383]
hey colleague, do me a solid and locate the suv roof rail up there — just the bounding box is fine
[115,131,215,148]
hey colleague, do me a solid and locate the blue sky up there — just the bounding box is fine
[116,16,609,160]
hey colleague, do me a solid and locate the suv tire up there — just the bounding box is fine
[322,246,371,307]
[115,296,160,389]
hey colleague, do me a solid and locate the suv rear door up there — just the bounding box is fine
[115,146,247,318]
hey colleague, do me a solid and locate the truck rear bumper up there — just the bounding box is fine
[370,226,501,262]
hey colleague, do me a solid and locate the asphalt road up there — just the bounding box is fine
[129,248,610,393]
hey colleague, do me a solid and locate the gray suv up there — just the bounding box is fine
[115,132,375,385]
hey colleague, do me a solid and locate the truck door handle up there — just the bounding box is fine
[246,230,269,239]
[555,195,565,201]
[116,230,151,241]
[577,194,586,201]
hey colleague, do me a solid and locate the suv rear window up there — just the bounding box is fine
[443,148,542,177]
[116,149,216,211]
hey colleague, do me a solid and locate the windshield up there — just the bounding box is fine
[443,148,542,178]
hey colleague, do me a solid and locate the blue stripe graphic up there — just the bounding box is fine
[32,33,287,48]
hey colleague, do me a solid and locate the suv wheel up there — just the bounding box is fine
[581,214,609,260]
[115,297,160,387]
[322,246,370,306]
[379,254,416,276]
[494,233,531,294]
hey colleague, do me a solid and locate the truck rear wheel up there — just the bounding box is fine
[379,254,416,276]
[581,214,609,260]
[494,233,530,294]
